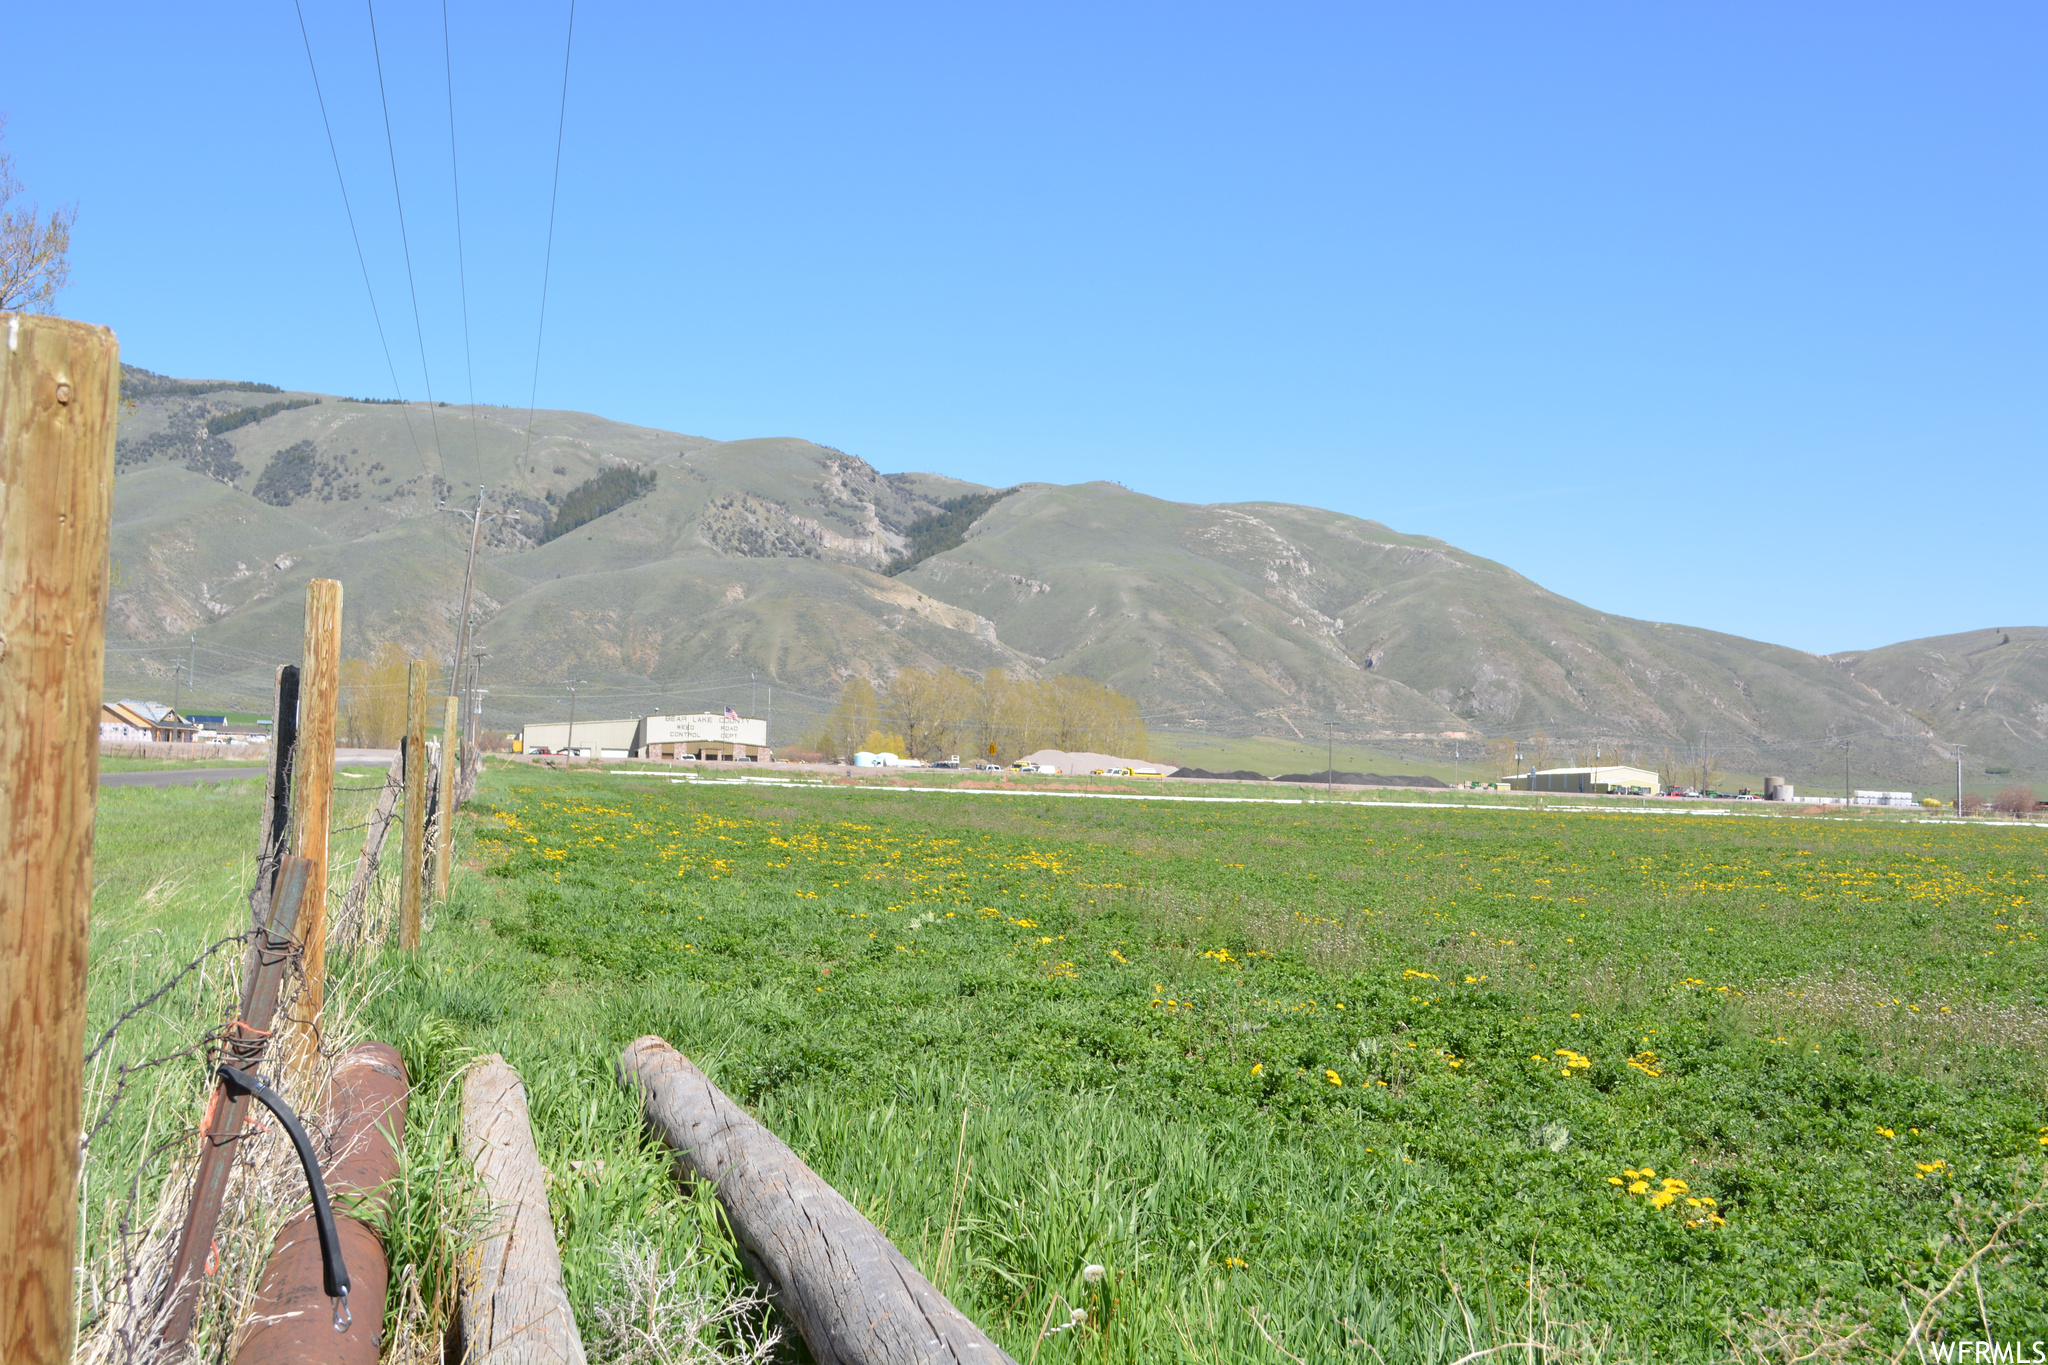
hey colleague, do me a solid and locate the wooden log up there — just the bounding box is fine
[434,694,458,902]
[398,662,430,949]
[618,1036,1017,1365]
[460,1057,586,1365]
[288,579,342,1072]
[0,312,120,1365]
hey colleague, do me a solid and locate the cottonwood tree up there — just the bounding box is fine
[0,118,74,314]
[338,643,413,747]
[813,677,879,761]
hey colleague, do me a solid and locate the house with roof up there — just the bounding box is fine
[102,701,197,744]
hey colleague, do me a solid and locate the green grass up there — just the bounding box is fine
[78,773,399,1357]
[98,754,270,772]
[356,763,2046,1361]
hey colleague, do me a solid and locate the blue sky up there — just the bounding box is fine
[7,2,2042,653]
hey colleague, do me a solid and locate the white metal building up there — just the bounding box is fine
[1503,765,1662,794]
[519,717,642,757]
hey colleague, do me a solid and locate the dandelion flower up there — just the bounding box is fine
[1628,1180,1649,1195]
[1251,1063,1263,1076]
[1083,1264,1105,1285]
[1326,1070,1343,1086]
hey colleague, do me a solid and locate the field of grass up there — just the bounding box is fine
[97,754,270,773]
[75,760,2046,1361]
[345,763,2047,1361]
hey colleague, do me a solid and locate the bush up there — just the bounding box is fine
[1991,784,2037,818]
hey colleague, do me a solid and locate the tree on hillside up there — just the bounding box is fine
[0,118,75,314]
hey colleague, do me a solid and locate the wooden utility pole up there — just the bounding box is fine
[0,313,120,1365]
[434,694,458,901]
[288,579,342,1071]
[399,662,430,949]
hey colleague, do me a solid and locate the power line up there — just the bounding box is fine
[291,0,424,467]
[365,0,447,481]
[517,0,577,473]
[440,0,481,485]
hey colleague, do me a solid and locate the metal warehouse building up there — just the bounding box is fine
[1503,765,1661,794]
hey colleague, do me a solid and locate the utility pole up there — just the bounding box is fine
[1956,743,1966,815]
[1842,739,1853,804]
[442,486,502,786]
[188,632,196,712]
[1,311,120,1364]
[1325,721,1337,797]
[565,682,582,766]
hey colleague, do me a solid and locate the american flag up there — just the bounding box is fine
[725,705,739,720]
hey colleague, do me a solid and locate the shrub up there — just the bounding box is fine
[1991,784,2037,818]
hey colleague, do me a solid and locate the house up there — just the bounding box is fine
[102,701,197,744]
[1501,765,1661,794]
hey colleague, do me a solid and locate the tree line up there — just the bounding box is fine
[205,397,319,436]
[882,488,1016,576]
[806,667,1147,764]
[542,466,657,543]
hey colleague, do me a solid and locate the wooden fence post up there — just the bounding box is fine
[434,694,458,902]
[289,579,341,1070]
[0,313,120,1365]
[399,662,430,949]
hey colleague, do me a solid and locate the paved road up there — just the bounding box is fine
[100,756,394,789]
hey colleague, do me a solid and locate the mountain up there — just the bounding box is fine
[104,367,2044,791]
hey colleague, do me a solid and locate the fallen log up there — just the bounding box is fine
[232,1042,408,1365]
[460,1056,586,1365]
[618,1035,1017,1365]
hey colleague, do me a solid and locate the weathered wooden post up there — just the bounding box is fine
[289,579,341,1069]
[620,1036,1018,1365]
[460,1058,585,1364]
[0,313,120,1365]
[399,662,430,949]
[434,694,458,902]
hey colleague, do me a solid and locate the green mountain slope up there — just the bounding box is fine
[103,368,2042,793]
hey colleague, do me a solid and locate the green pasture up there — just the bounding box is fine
[365,764,2046,1361]
[78,764,2048,1361]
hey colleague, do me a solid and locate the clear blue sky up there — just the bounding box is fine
[8,2,2041,654]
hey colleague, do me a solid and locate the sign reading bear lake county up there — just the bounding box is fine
[642,712,768,748]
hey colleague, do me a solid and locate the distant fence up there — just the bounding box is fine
[100,740,268,762]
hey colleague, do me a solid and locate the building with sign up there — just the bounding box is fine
[637,712,770,762]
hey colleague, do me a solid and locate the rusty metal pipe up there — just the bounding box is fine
[233,1042,408,1365]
